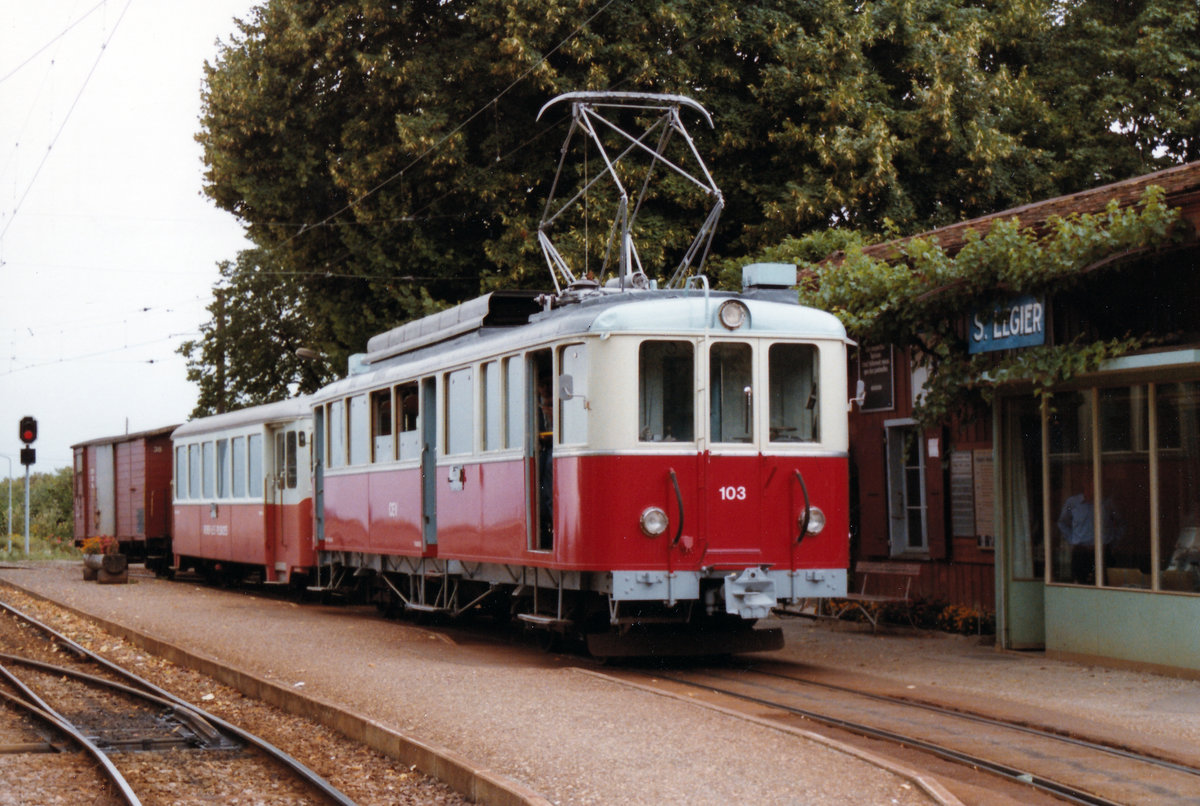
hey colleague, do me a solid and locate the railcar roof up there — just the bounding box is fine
[172,396,312,440]
[316,290,847,401]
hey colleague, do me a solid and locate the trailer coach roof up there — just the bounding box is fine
[171,396,312,441]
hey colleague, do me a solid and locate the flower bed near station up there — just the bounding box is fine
[823,597,995,635]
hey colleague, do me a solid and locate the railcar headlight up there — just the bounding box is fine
[802,506,827,535]
[640,506,669,537]
[717,300,749,330]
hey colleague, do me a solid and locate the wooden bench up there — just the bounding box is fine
[835,561,923,631]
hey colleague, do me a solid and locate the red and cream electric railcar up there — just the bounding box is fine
[311,263,850,654]
[170,398,315,585]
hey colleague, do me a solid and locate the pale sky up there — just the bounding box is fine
[1,1,257,473]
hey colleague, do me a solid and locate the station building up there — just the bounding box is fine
[840,161,1200,675]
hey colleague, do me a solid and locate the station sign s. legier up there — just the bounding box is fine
[968,295,1046,354]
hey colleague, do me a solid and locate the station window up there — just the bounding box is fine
[639,340,694,442]
[397,382,420,460]
[231,436,246,497]
[371,388,393,463]
[1007,380,1200,594]
[769,343,819,442]
[349,394,369,466]
[248,434,263,498]
[710,342,753,443]
[446,368,474,455]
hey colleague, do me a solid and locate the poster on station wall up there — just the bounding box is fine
[856,344,895,412]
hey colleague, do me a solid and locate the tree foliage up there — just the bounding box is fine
[1,467,74,543]
[183,0,1200,413]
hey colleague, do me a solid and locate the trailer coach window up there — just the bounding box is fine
[248,434,263,498]
[175,447,188,500]
[217,439,230,497]
[639,341,694,442]
[769,343,819,442]
[446,368,474,455]
[188,444,200,498]
[202,442,215,498]
[232,436,246,497]
[277,430,298,489]
[711,342,753,443]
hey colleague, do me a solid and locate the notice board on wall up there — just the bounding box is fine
[973,450,995,548]
[950,451,975,538]
[949,448,996,549]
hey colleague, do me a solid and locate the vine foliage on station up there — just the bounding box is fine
[793,186,1186,428]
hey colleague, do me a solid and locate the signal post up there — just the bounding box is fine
[18,416,36,554]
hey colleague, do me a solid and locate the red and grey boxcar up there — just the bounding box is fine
[170,398,314,585]
[72,425,177,570]
[311,264,850,655]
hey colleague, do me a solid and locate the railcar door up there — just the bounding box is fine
[704,341,765,564]
[421,376,438,548]
[528,349,554,551]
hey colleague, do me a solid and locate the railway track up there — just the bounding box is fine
[626,659,1200,805]
[0,598,356,805]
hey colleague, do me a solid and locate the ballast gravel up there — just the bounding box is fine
[1,563,937,805]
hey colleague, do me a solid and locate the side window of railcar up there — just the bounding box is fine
[445,368,474,455]
[217,439,230,498]
[188,444,201,498]
[769,343,819,442]
[639,341,695,442]
[348,394,369,466]
[231,436,246,497]
[558,344,588,445]
[482,361,502,452]
[710,342,753,443]
[504,357,524,449]
[175,447,188,500]
[328,400,346,469]
[397,383,420,460]
[248,434,263,497]
[371,388,393,463]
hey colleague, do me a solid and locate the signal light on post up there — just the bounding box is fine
[19,416,37,444]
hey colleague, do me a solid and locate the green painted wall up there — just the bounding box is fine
[1045,586,1200,671]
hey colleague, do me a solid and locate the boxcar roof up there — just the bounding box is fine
[172,396,312,441]
[71,424,180,450]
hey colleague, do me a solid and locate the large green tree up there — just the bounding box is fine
[184,0,1199,413]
